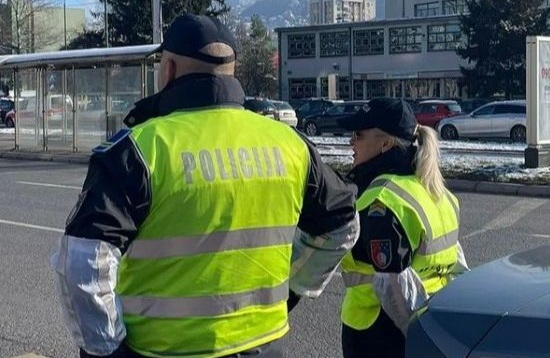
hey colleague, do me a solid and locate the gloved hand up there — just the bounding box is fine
[79,345,129,358]
[287,290,301,312]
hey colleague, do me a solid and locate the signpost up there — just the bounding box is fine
[526,36,550,168]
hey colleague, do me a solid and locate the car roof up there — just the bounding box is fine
[418,100,458,104]
[484,99,526,106]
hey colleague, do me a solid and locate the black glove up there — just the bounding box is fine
[287,290,302,312]
[79,344,129,358]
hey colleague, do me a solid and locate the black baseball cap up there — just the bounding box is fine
[339,98,418,141]
[149,14,237,64]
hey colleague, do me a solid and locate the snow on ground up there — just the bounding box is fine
[309,135,549,185]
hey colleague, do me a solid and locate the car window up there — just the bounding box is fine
[245,100,275,112]
[447,104,462,113]
[494,104,526,114]
[273,101,293,110]
[326,105,345,115]
[51,96,64,109]
[473,105,495,116]
[297,102,310,112]
[310,101,326,112]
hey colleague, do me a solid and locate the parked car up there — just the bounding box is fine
[295,98,343,130]
[407,245,550,358]
[302,100,368,136]
[458,98,497,114]
[244,97,277,119]
[4,108,14,128]
[437,100,526,142]
[414,100,461,128]
[0,97,14,125]
[271,100,298,127]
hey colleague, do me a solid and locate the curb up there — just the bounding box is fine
[446,179,550,198]
[1,150,549,198]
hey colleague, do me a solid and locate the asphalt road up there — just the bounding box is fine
[1,159,549,358]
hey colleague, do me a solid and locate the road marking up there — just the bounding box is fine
[463,198,547,240]
[0,219,63,233]
[531,234,550,239]
[17,181,81,190]
[12,354,51,358]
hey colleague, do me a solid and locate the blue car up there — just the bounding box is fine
[406,245,550,358]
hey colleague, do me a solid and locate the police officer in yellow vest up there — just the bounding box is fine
[336,98,469,358]
[50,14,359,358]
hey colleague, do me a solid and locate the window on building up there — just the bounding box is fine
[324,1,334,23]
[428,24,462,51]
[390,26,423,54]
[414,2,439,17]
[354,28,384,56]
[320,31,350,57]
[288,33,316,59]
[310,2,320,24]
[353,79,364,100]
[442,0,467,15]
[366,80,386,98]
[289,78,317,99]
[339,76,350,100]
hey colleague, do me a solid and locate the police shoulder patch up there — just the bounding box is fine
[368,201,387,217]
[370,239,392,270]
[93,129,131,153]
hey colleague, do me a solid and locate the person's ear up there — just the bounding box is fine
[380,137,395,154]
[163,58,177,86]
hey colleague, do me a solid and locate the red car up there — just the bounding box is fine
[414,100,462,128]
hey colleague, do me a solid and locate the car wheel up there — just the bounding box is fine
[305,122,319,136]
[440,124,458,140]
[510,125,526,142]
[5,117,14,128]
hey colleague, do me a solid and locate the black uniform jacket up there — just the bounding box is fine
[65,73,357,254]
[346,146,417,274]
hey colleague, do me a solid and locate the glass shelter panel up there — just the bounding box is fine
[45,69,74,150]
[75,67,107,151]
[109,65,142,138]
[15,69,42,150]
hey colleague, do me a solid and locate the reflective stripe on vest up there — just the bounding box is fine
[126,226,296,259]
[341,272,373,287]
[121,281,289,317]
[117,108,310,357]
[367,178,458,255]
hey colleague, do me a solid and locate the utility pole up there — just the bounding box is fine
[104,0,109,47]
[152,0,162,45]
[63,0,67,48]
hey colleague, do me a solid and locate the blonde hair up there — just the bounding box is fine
[392,125,446,200]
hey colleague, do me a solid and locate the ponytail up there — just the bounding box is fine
[413,125,446,200]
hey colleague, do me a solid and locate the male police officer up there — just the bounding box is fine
[51,14,358,358]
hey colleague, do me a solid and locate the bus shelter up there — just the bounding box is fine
[0,45,158,152]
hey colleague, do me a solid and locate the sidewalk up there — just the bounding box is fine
[1,138,550,198]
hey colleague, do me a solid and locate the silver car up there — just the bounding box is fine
[438,100,526,142]
[271,100,298,127]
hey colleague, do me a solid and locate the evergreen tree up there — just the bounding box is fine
[235,15,277,98]
[66,0,230,49]
[459,0,550,98]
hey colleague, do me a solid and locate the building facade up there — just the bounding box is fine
[310,0,376,25]
[278,0,470,101]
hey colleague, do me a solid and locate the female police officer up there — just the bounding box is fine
[338,98,468,358]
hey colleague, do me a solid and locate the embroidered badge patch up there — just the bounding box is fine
[370,239,392,270]
[367,202,387,217]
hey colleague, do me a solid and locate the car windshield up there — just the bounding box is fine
[246,99,275,112]
[272,101,293,110]
[448,104,462,113]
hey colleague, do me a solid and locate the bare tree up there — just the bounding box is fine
[7,0,55,53]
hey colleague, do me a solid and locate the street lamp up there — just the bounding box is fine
[63,0,67,48]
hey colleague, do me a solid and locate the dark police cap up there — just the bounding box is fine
[150,14,236,64]
[339,98,418,141]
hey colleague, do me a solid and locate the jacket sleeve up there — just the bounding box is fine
[290,135,359,298]
[50,131,151,356]
[359,200,428,336]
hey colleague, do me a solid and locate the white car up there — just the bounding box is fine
[271,100,298,128]
[437,100,526,142]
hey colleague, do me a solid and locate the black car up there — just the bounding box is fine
[301,100,368,136]
[295,98,343,130]
[244,97,277,119]
[406,245,550,358]
[0,98,14,124]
